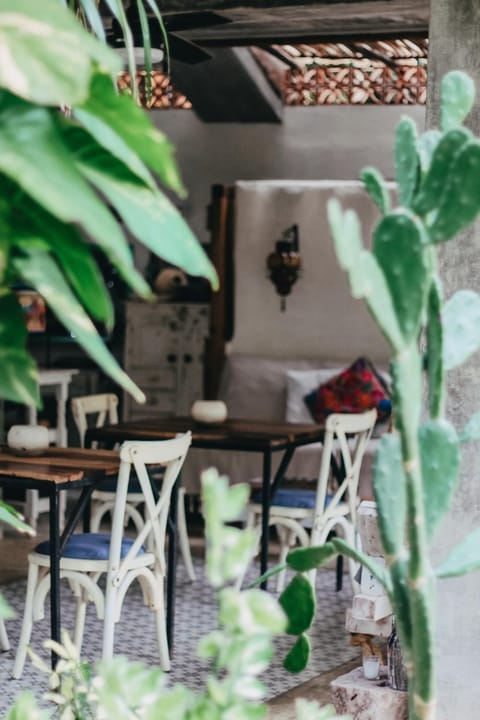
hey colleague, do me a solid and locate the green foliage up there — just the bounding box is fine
[283,634,311,674]
[394,116,419,207]
[0,0,217,407]
[419,420,460,541]
[436,528,480,578]
[426,279,444,418]
[440,70,476,131]
[372,209,429,341]
[279,574,316,635]
[459,411,480,442]
[326,69,480,720]
[0,499,34,537]
[286,543,337,572]
[442,290,480,369]
[359,167,391,214]
[373,433,406,556]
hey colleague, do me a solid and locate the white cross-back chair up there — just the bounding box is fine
[240,410,377,592]
[13,432,192,679]
[71,393,196,581]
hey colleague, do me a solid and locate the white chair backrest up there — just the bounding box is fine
[313,410,377,533]
[71,394,119,448]
[109,433,192,583]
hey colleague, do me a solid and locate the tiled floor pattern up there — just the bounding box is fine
[0,560,358,715]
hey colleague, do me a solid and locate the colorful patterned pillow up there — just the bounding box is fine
[304,357,392,424]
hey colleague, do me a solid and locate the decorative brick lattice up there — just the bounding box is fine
[117,71,191,109]
[285,62,427,106]
[281,39,428,106]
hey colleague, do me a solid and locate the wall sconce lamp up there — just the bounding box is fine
[266,224,301,311]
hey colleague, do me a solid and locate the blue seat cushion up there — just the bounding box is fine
[252,488,333,510]
[96,476,142,493]
[35,533,145,561]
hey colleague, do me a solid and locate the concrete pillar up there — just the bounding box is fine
[427,2,480,717]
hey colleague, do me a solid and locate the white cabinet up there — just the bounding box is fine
[123,301,209,421]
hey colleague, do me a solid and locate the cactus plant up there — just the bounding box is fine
[272,70,480,720]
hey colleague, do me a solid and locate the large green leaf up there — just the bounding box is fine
[13,249,146,403]
[286,543,337,572]
[59,122,216,285]
[71,107,155,190]
[373,433,406,556]
[442,290,480,370]
[279,574,315,636]
[0,292,38,406]
[0,0,120,106]
[436,528,480,578]
[419,419,460,541]
[78,73,185,196]
[74,145,218,287]
[0,499,33,535]
[283,634,310,674]
[0,93,149,297]
[14,201,114,329]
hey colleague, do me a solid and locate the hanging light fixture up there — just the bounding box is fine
[266,224,301,311]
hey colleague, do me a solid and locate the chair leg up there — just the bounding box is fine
[0,619,10,651]
[275,526,291,593]
[178,489,195,582]
[25,490,40,532]
[154,578,170,671]
[13,563,39,679]
[336,554,344,592]
[102,586,117,661]
[73,589,88,656]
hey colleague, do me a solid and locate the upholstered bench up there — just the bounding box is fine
[182,353,389,496]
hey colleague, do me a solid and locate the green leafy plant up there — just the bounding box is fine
[0,0,217,408]
[5,471,348,720]
[263,70,480,720]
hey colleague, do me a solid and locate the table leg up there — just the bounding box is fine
[166,477,179,651]
[48,487,61,669]
[260,450,272,589]
[259,446,295,589]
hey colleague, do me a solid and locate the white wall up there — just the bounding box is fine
[146,105,425,362]
[151,104,426,247]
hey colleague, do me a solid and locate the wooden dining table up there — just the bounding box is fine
[86,416,326,647]
[0,445,120,666]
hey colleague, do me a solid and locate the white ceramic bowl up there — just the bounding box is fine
[7,425,49,456]
[191,400,227,425]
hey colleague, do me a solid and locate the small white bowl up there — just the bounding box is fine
[191,400,227,425]
[7,425,49,456]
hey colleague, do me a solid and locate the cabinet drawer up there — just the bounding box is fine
[129,389,176,415]
[128,367,177,390]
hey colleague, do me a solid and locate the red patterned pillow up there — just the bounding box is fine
[304,357,391,424]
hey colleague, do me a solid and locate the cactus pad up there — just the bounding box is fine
[442,289,480,369]
[419,419,460,541]
[373,209,429,342]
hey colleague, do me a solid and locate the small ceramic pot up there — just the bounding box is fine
[191,400,228,424]
[7,425,49,456]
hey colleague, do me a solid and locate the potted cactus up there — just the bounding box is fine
[270,70,480,720]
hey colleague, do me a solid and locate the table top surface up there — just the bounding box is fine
[86,416,325,452]
[0,446,119,484]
